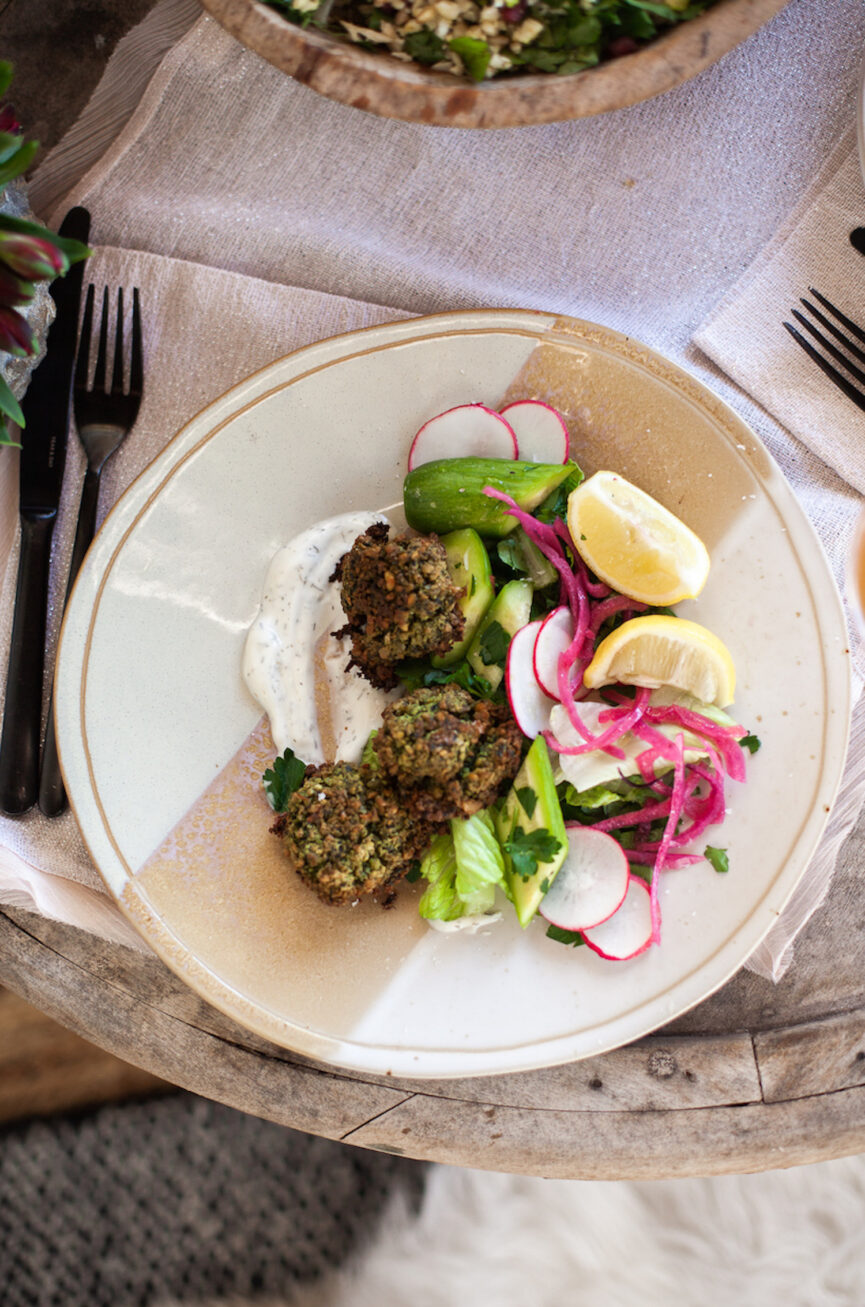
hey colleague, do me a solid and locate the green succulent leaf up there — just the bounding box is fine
[0,373,23,436]
[0,138,38,187]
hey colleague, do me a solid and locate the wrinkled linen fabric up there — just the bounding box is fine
[1,0,863,979]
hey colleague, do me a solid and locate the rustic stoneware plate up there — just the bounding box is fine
[55,309,851,1079]
[198,0,791,128]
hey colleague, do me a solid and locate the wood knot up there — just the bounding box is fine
[647,1049,678,1079]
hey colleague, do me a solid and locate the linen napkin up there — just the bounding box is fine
[694,130,865,497]
[0,245,408,944]
[692,127,865,978]
[4,0,864,981]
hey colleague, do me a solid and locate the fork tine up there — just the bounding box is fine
[111,287,124,397]
[799,297,865,366]
[92,286,110,394]
[791,308,865,388]
[129,287,143,398]
[807,288,865,349]
[75,284,95,390]
[784,321,865,415]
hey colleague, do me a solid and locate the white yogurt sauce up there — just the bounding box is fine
[242,511,400,765]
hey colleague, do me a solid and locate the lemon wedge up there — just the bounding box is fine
[583,615,736,708]
[567,471,710,606]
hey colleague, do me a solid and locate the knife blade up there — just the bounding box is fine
[0,206,90,814]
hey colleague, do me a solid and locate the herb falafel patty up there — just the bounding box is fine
[276,762,434,906]
[334,523,465,689]
[374,683,524,823]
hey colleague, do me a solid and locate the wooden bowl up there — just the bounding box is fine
[198,0,790,128]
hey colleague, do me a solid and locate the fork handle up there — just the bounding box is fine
[38,467,102,817]
[0,514,55,814]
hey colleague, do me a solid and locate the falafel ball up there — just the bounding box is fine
[275,762,435,906]
[334,523,465,689]
[373,684,524,823]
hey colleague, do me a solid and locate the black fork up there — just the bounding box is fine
[38,285,143,817]
[783,290,865,414]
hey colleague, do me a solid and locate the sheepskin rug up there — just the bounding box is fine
[288,1154,865,1307]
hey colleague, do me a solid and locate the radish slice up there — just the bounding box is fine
[581,875,654,961]
[505,619,551,739]
[533,605,575,700]
[540,825,629,931]
[408,404,518,470]
[500,400,569,463]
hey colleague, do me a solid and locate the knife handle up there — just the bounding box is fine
[0,513,54,814]
[38,467,101,817]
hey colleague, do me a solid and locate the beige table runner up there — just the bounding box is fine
[2,0,864,980]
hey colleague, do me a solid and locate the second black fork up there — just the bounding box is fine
[39,284,143,817]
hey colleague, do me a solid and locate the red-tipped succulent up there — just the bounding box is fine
[0,60,90,435]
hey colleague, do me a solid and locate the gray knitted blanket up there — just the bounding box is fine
[0,1092,425,1307]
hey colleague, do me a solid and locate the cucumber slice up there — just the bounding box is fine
[496,736,568,928]
[404,457,577,538]
[432,528,495,668]
[499,526,558,589]
[466,578,533,693]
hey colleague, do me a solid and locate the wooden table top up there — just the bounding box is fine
[2,794,864,1179]
[3,0,864,1182]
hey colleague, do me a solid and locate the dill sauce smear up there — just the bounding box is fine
[242,511,398,764]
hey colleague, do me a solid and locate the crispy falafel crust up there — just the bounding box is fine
[275,762,437,906]
[334,524,465,689]
[374,684,524,823]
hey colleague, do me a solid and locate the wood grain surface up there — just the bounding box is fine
[3,820,865,1178]
[0,986,169,1124]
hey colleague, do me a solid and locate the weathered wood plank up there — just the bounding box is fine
[2,906,283,1056]
[0,911,413,1139]
[3,909,760,1110]
[358,1034,761,1110]
[0,986,170,1123]
[342,1087,865,1180]
[755,1010,865,1103]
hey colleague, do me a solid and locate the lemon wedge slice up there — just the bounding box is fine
[583,615,736,708]
[567,471,710,605]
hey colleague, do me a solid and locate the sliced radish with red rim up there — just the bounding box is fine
[540,825,629,932]
[505,619,551,740]
[500,400,569,464]
[581,874,654,960]
[408,404,518,471]
[533,605,575,701]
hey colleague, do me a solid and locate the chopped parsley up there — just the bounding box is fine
[546,924,585,947]
[477,619,511,668]
[503,825,563,881]
[740,733,761,754]
[515,786,538,819]
[263,748,307,812]
[705,846,729,875]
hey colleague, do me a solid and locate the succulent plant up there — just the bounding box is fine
[0,61,90,441]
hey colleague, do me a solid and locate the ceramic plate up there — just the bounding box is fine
[56,309,851,1079]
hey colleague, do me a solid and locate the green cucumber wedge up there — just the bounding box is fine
[404,457,578,539]
[432,528,495,668]
[496,736,568,928]
[466,578,532,693]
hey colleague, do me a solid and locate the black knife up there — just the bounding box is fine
[0,206,90,814]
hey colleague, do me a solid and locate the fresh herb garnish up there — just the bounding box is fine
[515,785,538,818]
[503,825,563,881]
[396,658,495,699]
[546,924,585,947]
[705,846,729,874]
[403,28,446,64]
[263,748,307,812]
[740,733,761,754]
[448,35,491,80]
[477,619,510,668]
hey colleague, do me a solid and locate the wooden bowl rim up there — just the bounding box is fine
[197,0,791,128]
